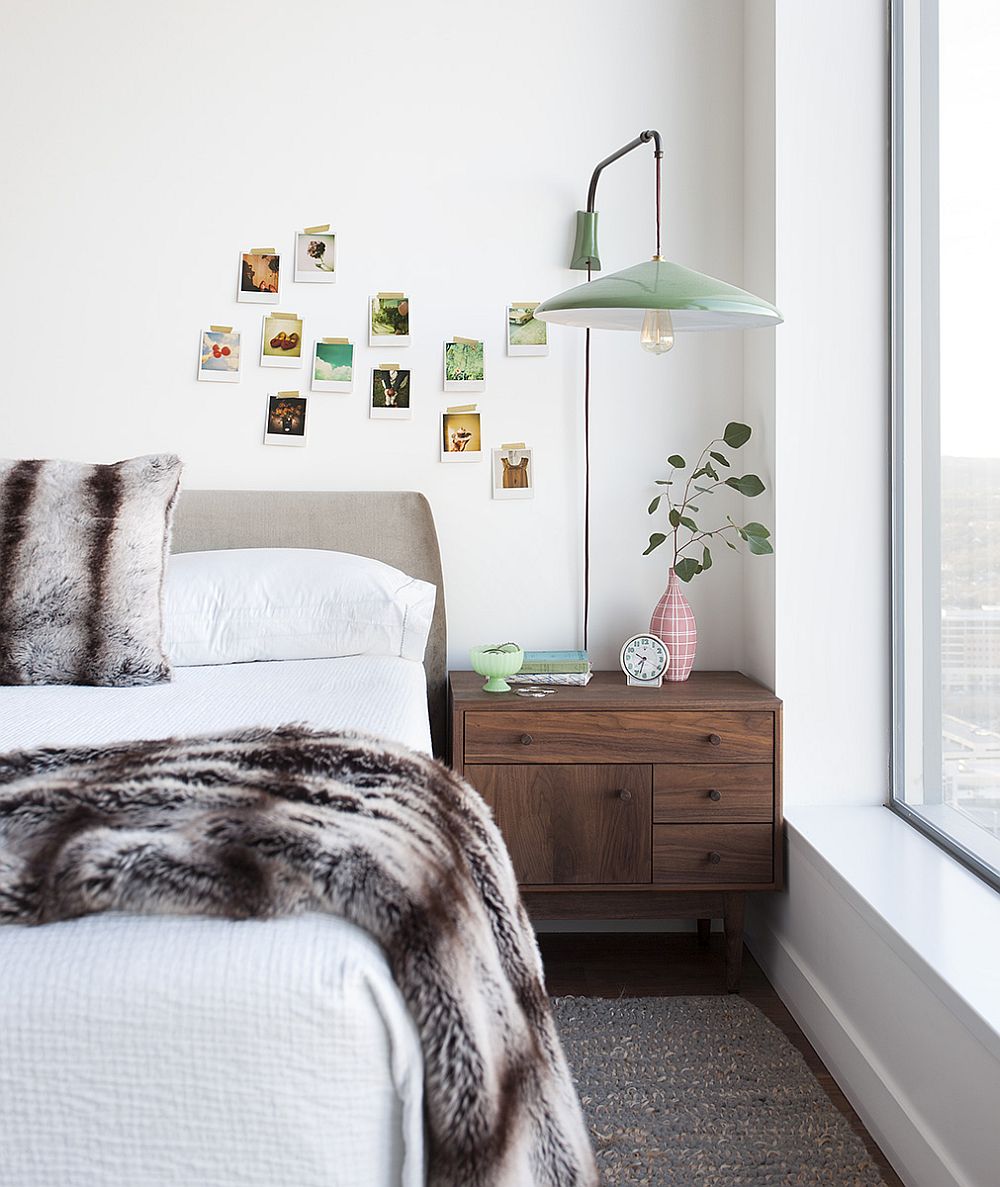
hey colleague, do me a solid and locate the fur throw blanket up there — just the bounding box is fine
[0,726,597,1187]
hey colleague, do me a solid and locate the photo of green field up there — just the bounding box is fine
[444,340,484,382]
[508,303,546,347]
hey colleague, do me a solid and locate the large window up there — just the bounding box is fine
[892,0,1000,888]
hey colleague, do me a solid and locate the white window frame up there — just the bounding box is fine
[891,0,1000,891]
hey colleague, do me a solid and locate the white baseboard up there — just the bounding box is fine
[747,906,976,1187]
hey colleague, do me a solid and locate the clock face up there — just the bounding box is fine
[620,633,670,681]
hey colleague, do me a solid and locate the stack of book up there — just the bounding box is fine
[508,650,592,686]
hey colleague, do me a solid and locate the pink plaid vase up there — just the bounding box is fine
[650,568,697,681]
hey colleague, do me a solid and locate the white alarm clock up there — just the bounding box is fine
[619,633,670,687]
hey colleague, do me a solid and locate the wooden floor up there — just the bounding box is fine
[539,931,904,1187]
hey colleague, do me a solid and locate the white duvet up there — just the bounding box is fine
[0,653,433,755]
[0,657,431,1187]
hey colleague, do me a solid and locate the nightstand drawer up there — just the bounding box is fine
[653,764,773,822]
[464,710,773,764]
[652,824,773,883]
[467,764,651,885]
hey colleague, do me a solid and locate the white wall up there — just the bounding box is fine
[767,0,891,806]
[742,0,893,800]
[741,0,777,688]
[0,0,754,672]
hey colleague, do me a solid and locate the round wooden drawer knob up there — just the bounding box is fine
[708,851,722,864]
[708,733,722,746]
[708,789,722,801]
[617,788,633,802]
[519,733,533,746]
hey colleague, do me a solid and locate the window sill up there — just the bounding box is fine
[784,804,1000,1062]
[896,801,1000,888]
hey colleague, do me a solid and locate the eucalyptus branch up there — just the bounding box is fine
[669,445,709,559]
[642,421,773,581]
[676,523,740,556]
[677,439,719,518]
[664,465,677,518]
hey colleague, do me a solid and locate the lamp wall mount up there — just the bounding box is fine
[570,128,663,271]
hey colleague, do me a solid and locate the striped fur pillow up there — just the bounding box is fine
[0,454,182,686]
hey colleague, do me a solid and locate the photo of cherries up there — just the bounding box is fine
[211,343,232,359]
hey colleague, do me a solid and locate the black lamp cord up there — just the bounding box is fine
[582,132,663,653]
[584,309,591,652]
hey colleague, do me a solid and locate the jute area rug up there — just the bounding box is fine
[552,995,888,1187]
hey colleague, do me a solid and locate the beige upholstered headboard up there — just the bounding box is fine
[170,490,448,757]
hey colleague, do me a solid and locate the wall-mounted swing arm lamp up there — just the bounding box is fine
[533,129,781,649]
[534,128,783,349]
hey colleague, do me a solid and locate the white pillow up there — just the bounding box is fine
[163,548,437,667]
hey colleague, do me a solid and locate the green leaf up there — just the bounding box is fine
[694,485,714,494]
[668,508,681,528]
[725,474,765,497]
[654,480,673,486]
[723,422,752,449]
[679,516,698,531]
[704,462,719,482]
[746,535,774,556]
[702,546,712,571]
[742,521,771,539]
[667,454,686,468]
[709,451,730,467]
[724,537,738,550]
[643,532,668,556]
[647,496,661,515]
[687,504,699,512]
[674,557,702,582]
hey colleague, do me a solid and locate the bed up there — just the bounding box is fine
[0,490,447,1187]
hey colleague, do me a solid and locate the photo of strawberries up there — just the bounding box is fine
[198,328,240,383]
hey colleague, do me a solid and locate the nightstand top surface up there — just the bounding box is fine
[449,669,780,710]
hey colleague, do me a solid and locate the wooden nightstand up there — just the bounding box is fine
[449,670,783,992]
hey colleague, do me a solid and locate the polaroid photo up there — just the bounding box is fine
[295,231,336,283]
[197,327,241,383]
[443,339,485,392]
[263,393,308,447]
[261,313,304,368]
[369,294,410,347]
[370,365,411,420]
[238,250,281,303]
[441,409,482,463]
[493,446,534,499]
[312,339,353,393]
[507,302,548,356]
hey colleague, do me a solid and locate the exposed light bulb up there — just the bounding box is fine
[640,308,675,354]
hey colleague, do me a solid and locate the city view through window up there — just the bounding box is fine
[941,460,1000,839]
[935,0,1000,854]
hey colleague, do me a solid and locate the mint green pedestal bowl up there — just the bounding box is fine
[469,644,524,693]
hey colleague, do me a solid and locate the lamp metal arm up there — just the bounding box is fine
[584,128,663,258]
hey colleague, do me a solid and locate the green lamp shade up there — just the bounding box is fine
[534,258,782,332]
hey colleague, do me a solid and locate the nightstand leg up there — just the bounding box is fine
[696,917,711,948]
[723,892,745,993]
